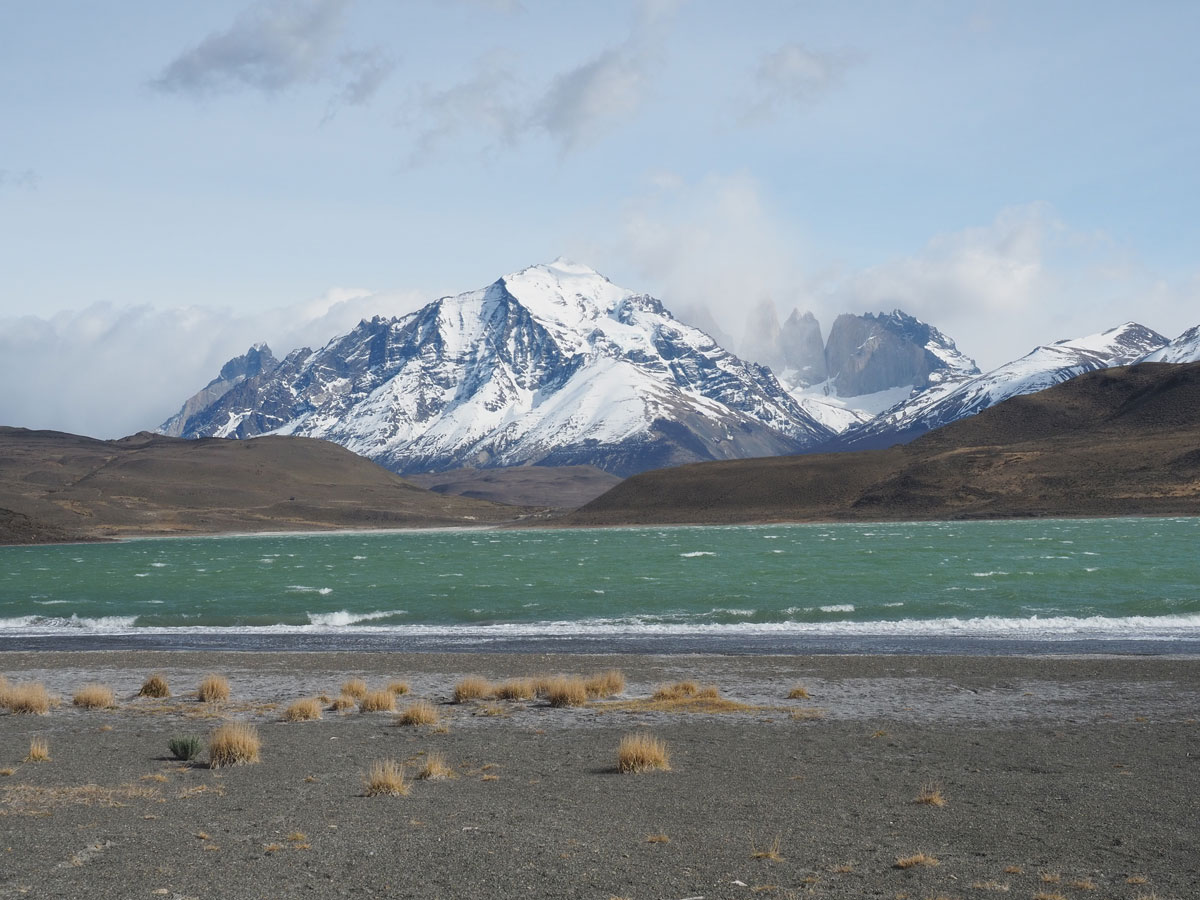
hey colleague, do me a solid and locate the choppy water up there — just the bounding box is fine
[1,518,1197,652]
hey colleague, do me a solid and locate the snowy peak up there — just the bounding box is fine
[836,320,1169,448]
[1139,323,1200,364]
[160,261,833,477]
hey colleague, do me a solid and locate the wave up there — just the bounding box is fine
[287,585,333,595]
[306,609,407,627]
[679,551,715,558]
[2,613,1198,641]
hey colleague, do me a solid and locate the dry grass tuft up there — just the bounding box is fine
[25,737,51,762]
[73,683,116,710]
[208,722,260,768]
[1003,866,1024,875]
[971,881,1010,892]
[545,676,589,708]
[915,781,947,807]
[387,680,411,696]
[282,698,323,722]
[0,768,15,777]
[197,674,230,703]
[494,678,536,701]
[1067,878,1097,891]
[584,669,626,698]
[790,707,826,721]
[341,678,368,700]
[363,759,409,796]
[475,702,509,717]
[396,700,439,727]
[328,694,356,713]
[652,680,708,700]
[787,684,810,699]
[359,690,396,713]
[138,673,171,698]
[750,836,784,861]
[3,682,53,715]
[617,732,671,773]
[1039,873,1062,884]
[418,752,452,780]
[894,852,939,869]
[453,676,494,703]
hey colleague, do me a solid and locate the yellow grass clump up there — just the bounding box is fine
[453,676,494,703]
[208,722,261,768]
[363,759,409,796]
[787,684,810,699]
[584,669,626,698]
[894,852,939,869]
[282,698,323,722]
[494,678,536,701]
[3,682,52,715]
[73,683,116,710]
[328,694,356,713]
[26,737,51,762]
[387,680,411,696]
[545,676,589,708]
[617,732,671,773]
[646,833,670,843]
[652,681,719,701]
[418,752,452,780]
[359,690,396,713]
[341,678,368,700]
[750,836,784,861]
[395,700,439,726]
[915,781,947,807]
[197,674,231,703]
[138,673,171,698]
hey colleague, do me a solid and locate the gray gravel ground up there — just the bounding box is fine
[1,652,1197,899]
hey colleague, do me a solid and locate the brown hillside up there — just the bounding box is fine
[563,362,1200,526]
[0,429,531,544]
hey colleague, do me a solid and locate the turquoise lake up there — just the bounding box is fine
[1,517,1197,652]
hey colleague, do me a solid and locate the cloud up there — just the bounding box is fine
[742,43,853,121]
[322,47,397,121]
[402,54,523,164]
[0,169,38,190]
[826,204,1199,368]
[534,47,650,151]
[601,171,821,355]
[0,287,426,439]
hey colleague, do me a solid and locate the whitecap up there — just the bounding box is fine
[287,585,333,595]
[679,551,715,558]
[819,604,855,613]
[306,609,405,627]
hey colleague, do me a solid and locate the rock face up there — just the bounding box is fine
[159,344,278,437]
[161,260,832,477]
[1143,324,1200,363]
[778,310,827,386]
[823,311,978,397]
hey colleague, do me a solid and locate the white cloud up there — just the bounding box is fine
[827,204,1199,368]
[0,287,426,439]
[742,42,853,121]
[535,48,649,151]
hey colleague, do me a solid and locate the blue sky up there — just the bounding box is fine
[2,0,1198,436]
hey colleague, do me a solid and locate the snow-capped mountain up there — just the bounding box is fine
[836,322,1169,448]
[779,310,979,434]
[1142,324,1200,363]
[163,260,833,476]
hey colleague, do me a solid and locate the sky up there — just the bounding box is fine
[2,0,1198,437]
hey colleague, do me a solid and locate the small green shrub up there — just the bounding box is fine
[168,735,204,761]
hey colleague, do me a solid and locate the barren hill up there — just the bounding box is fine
[563,361,1200,526]
[0,429,530,544]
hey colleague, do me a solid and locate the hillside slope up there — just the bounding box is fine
[0,429,527,544]
[563,361,1200,526]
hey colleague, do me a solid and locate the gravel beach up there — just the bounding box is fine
[1,651,1197,899]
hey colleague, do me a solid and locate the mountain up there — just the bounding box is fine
[1143,324,1200,363]
[160,344,278,437]
[163,260,832,477]
[836,321,1169,449]
[0,428,526,544]
[562,360,1200,527]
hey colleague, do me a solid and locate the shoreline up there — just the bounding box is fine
[2,651,1197,898]
[5,509,1198,548]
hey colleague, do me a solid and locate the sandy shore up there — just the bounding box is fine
[1,652,1197,899]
